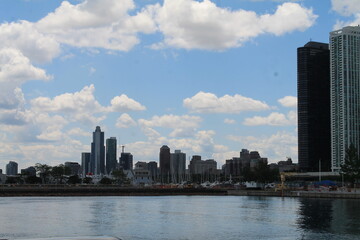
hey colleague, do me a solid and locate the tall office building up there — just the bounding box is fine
[81,152,90,176]
[106,137,117,174]
[170,150,186,183]
[6,161,18,175]
[159,145,171,182]
[119,152,133,170]
[330,26,360,171]
[297,41,331,172]
[90,126,105,175]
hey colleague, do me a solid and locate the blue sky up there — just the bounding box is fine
[0,0,359,170]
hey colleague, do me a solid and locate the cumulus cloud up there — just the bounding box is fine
[278,96,297,108]
[138,114,202,138]
[0,21,60,64]
[227,131,297,162]
[36,0,157,51]
[224,118,236,124]
[183,91,270,113]
[331,0,360,16]
[110,94,146,112]
[116,113,137,128]
[152,0,317,50]
[67,128,91,137]
[243,111,297,126]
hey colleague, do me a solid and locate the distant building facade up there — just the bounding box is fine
[297,41,331,172]
[65,162,81,176]
[189,155,217,175]
[147,161,158,182]
[133,161,152,185]
[90,126,105,175]
[170,150,186,183]
[223,149,267,179]
[106,137,117,174]
[119,152,133,170]
[21,166,36,176]
[6,161,18,175]
[330,26,360,171]
[81,152,91,176]
[159,145,171,182]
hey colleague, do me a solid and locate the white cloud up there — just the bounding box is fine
[152,0,317,50]
[227,131,297,162]
[67,128,91,137]
[183,91,270,113]
[224,118,236,124]
[0,21,60,64]
[36,0,157,51]
[331,0,360,16]
[243,111,297,126]
[138,114,202,138]
[116,113,137,128]
[139,114,202,129]
[110,94,146,112]
[278,96,297,108]
[31,84,104,113]
[0,49,51,110]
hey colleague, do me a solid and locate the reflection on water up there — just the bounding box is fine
[0,196,360,240]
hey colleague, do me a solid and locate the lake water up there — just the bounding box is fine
[1,196,360,240]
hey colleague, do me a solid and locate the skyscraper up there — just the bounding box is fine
[119,152,133,170]
[330,26,360,171]
[90,126,105,175]
[106,137,117,174]
[297,41,331,172]
[170,150,186,183]
[6,161,18,175]
[81,152,90,176]
[159,145,170,182]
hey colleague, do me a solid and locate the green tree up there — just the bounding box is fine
[25,176,42,184]
[112,169,129,185]
[67,175,81,184]
[341,144,360,186]
[99,177,113,185]
[35,163,52,184]
[83,177,93,184]
[51,164,71,184]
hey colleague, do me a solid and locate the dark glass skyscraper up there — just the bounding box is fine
[297,41,331,172]
[81,152,90,176]
[159,145,170,182]
[119,152,133,170]
[90,126,105,175]
[106,137,117,174]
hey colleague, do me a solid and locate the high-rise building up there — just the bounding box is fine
[106,137,117,174]
[90,126,105,175]
[147,161,158,181]
[330,26,360,171]
[297,41,331,172]
[159,145,170,182]
[119,152,133,170]
[170,150,186,183]
[6,161,18,175]
[65,162,81,176]
[81,152,91,176]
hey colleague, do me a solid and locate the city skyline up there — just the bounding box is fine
[0,0,359,169]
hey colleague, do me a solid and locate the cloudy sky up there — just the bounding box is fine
[0,0,359,170]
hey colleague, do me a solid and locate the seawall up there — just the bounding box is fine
[228,190,360,199]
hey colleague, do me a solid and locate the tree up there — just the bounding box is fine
[67,175,81,184]
[99,177,113,185]
[35,163,52,184]
[341,144,360,186]
[83,177,93,184]
[25,176,42,184]
[51,164,71,184]
[112,169,129,185]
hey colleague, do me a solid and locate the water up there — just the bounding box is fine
[0,196,360,240]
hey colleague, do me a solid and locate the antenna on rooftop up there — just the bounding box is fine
[122,145,125,153]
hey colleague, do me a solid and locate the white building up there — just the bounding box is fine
[330,26,360,171]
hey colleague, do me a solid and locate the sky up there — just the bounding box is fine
[1,0,360,170]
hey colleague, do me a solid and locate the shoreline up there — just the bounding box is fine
[1,186,360,199]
